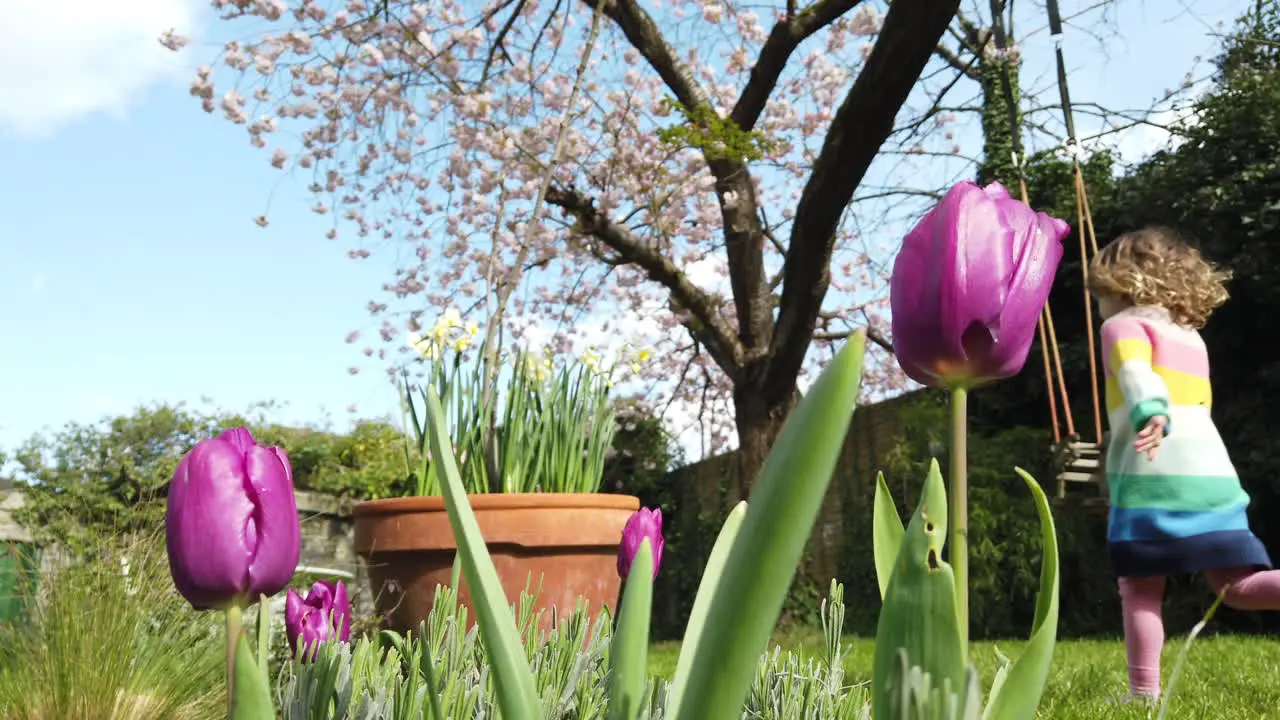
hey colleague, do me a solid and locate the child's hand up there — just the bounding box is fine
[1134,416,1168,461]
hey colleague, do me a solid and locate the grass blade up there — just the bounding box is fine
[873,471,905,600]
[422,387,541,717]
[1157,588,1228,720]
[664,501,747,719]
[670,331,866,720]
[607,539,654,720]
[871,458,966,720]
[980,468,1060,720]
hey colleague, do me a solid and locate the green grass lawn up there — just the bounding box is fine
[649,630,1280,719]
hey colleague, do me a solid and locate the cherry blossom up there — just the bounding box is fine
[176,0,980,463]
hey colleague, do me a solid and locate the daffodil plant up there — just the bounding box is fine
[401,309,639,495]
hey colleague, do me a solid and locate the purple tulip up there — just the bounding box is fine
[166,427,300,610]
[285,579,353,662]
[618,507,664,580]
[890,180,1069,389]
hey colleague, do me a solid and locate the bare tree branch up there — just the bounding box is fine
[544,185,744,372]
[587,0,779,356]
[730,0,868,131]
[766,0,961,403]
[815,328,892,352]
[935,42,980,79]
[594,0,711,109]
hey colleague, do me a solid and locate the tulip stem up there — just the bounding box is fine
[225,604,243,719]
[257,594,271,682]
[950,386,969,655]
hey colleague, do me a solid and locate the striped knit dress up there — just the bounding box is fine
[1101,305,1271,578]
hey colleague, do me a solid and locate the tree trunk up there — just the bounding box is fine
[731,385,798,504]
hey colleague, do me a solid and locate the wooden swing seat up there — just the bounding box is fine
[1051,437,1109,509]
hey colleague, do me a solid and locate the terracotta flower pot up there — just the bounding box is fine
[353,493,640,633]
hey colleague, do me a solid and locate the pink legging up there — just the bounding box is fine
[1119,567,1280,695]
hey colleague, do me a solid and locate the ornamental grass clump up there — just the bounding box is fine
[0,533,224,720]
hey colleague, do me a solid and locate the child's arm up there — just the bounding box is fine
[1101,317,1172,436]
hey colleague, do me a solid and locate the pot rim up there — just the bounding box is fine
[352,491,640,517]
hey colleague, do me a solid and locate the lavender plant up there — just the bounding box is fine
[278,581,868,719]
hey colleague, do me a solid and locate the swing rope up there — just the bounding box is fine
[1046,0,1105,447]
[990,0,1105,496]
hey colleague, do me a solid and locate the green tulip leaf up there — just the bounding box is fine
[873,471,905,600]
[872,458,966,720]
[231,628,275,720]
[423,388,541,717]
[671,331,866,720]
[981,468,1060,720]
[664,501,746,719]
[608,538,654,720]
[985,646,1013,712]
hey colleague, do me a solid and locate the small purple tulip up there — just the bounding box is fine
[285,580,353,662]
[618,507,664,580]
[890,180,1070,389]
[165,427,301,610]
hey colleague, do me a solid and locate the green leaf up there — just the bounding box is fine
[981,468,1060,720]
[670,331,866,720]
[984,646,1013,712]
[422,388,542,717]
[664,501,746,719]
[873,471,905,600]
[607,538,654,720]
[231,628,275,720]
[872,458,966,720]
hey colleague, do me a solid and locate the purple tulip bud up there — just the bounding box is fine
[890,180,1069,389]
[165,427,301,610]
[618,507,664,580]
[285,580,353,662]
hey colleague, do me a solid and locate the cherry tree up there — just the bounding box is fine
[177,0,966,495]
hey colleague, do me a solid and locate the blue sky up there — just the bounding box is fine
[0,0,1246,459]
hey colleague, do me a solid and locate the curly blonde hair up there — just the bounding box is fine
[1088,227,1231,329]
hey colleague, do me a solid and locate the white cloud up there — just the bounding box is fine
[0,0,202,138]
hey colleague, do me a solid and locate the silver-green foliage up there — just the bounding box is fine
[279,581,869,720]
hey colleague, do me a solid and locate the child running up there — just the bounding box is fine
[1090,227,1278,703]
